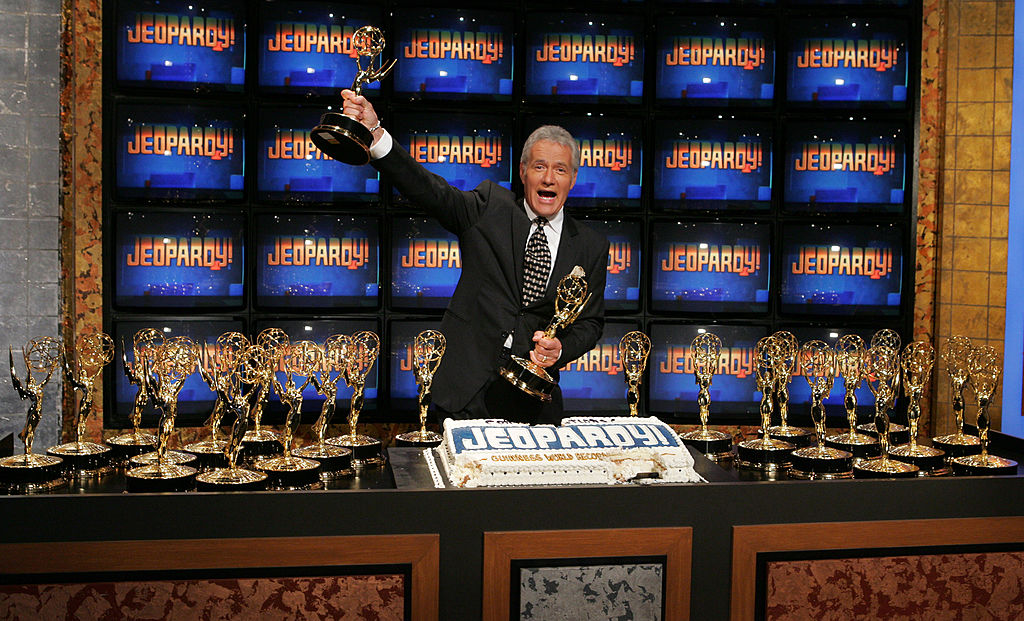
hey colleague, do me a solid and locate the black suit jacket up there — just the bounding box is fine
[373,141,609,415]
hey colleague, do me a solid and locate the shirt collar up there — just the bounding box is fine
[523,200,564,235]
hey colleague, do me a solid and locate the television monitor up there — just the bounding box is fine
[110,318,244,428]
[524,12,645,104]
[779,222,903,316]
[253,318,380,418]
[257,2,383,95]
[781,326,881,417]
[653,118,772,211]
[254,213,380,309]
[393,7,514,101]
[114,102,245,200]
[115,0,246,91]
[786,18,910,107]
[560,319,643,414]
[650,220,770,314]
[648,322,766,418]
[655,15,775,105]
[388,318,445,414]
[525,114,643,210]
[783,121,906,213]
[389,111,513,203]
[390,217,462,310]
[257,105,380,202]
[113,210,245,309]
[578,217,642,313]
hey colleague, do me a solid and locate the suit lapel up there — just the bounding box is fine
[545,215,579,301]
[511,200,532,299]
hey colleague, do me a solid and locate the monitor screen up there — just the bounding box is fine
[779,222,903,316]
[257,104,380,202]
[783,120,906,213]
[390,111,513,202]
[578,217,642,313]
[653,118,772,211]
[650,220,770,314]
[254,213,380,309]
[388,318,445,414]
[114,102,245,200]
[393,7,514,101]
[111,319,244,427]
[781,326,880,417]
[648,322,765,418]
[524,12,645,104]
[525,114,643,210]
[655,15,774,105]
[114,210,244,309]
[257,1,383,95]
[560,319,643,414]
[390,217,461,310]
[786,17,910,107]
[253,318,380,418]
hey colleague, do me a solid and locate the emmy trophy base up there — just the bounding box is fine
[853,457,920,478]
[292,443,353,480]
[951,454,1019,476]
[182,440,229,472]
[789,446,854,480]
[130,450,198,469]
[47,442,114,479]
[394,430,443,448]
[255,456,323,490]
[889,445,951,476]
[0,454,66,494]
[327,435,384,466]
[766,426,814,448]
[310,112,372,165]
[499,356,554,403]
[825,432,881,462]
[106,433,158,467]
[735,438,795,472]
[195,468,268,492]
[240,431,283,464]
[857,422,911,445]
[680,430,734,461]
[932,435,983,461]
[125,464,198,493]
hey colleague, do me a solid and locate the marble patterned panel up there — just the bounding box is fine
[765,551,1024,620]
[519,563,663,621]
[0,573,406,621]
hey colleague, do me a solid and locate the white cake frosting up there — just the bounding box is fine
[437,416,703,488]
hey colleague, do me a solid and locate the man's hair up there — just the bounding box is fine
[520,125,580,173]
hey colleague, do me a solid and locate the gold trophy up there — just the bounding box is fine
[619,330,651,417]
[951,345,1018,475]
[327,330,382,466]
[0,338,65,493]
[184,331,250,471]
[125,336,200,492]
[195,347,267,492]
[680,332,733,461]
[240,328,288,461]
[853,344,919,477]
[889,341,949,476]
[255,341,324,489]
[857,329,910,444]
[396,330,447,447]
[932,335,982,459]
[294,335,354,480]
[765,331,812,447]
[107,329,162,465]
[311,26,396,164]
[500,265,593,402]
[737,335,795,474]
[824,334,879,462]
[789,341,853,479]
[48,332,116,478]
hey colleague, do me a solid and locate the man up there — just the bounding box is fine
[341,89,609,424]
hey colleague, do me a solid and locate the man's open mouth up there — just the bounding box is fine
[538,190,556,199]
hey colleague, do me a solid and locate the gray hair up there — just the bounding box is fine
[521,125,580,173]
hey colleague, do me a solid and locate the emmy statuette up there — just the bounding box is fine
[619,330,651,418]
[106,329,162,465]
[183,331,250,471]
[931,336,983,460]
[853,344,919,478]
[395,330,447,448]
[950,345,1018,475]
[765,331,813,448]
[679,332,734,461]
[294,335,354,480]
[889,341,949,476]
[737,336,796,474]
[824,334,880,462]
[310,26,396,164]
[856,329,910,444]
[788,341,854,480]
[326,330,383,466]
[239,328,288,462]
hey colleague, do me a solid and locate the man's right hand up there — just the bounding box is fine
[341,89,382,146]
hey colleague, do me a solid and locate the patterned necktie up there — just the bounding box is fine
[521,216,551,306]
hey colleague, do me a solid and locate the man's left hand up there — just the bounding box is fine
[530,332,561,368]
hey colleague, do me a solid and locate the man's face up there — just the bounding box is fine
[519,139,577,218]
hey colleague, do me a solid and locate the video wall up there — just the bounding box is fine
[103,0,919,427]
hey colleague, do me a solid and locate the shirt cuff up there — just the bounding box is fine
[369,128,393,160]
